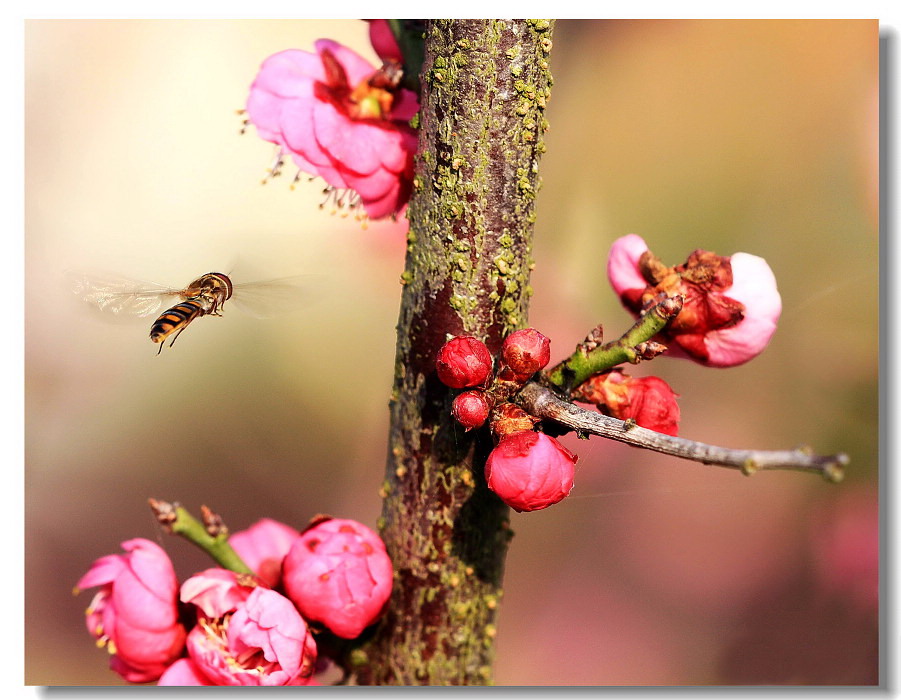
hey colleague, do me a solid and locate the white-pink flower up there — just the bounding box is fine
[607,234,782,367]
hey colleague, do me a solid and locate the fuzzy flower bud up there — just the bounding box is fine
[75,539,187,683]
[436,336,493,389]
[452,390,490,430]
[574,370,681,436]
[500,328,551,378]
[607,234,782,367]
[485,431,577,512]
[283,517,393,639]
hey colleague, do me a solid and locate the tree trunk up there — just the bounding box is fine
[354,19,554,685]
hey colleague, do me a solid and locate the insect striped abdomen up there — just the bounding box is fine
[149,300,205,344]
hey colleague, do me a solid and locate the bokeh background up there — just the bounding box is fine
[25,19,878,685]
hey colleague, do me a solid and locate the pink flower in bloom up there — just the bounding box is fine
[171,572,317,686]
[245,37,419,220]
[229,518,301,588]
[76,538,186,683]
[607,234,782,367]
[436,336,494,389]
[573,370,681,436]
[179,568,256,618]
[452,390,491,430]
[283,517,393,639]
[501,328,552,378]
[485,431,577,512]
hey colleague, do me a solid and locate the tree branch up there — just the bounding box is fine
[516,382,848,482]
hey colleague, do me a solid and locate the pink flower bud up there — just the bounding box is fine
[500,328,551,377]
[485,432,577,512]
[574,370,681,436]
[181,584,317,686]
[367,20,403,63]
[283,518,393,639]
[436,336,493,389]
[228,518,301,588]
[452,390,490,430]
[245,39,419,220]
[607,234,782,367]
[76,539,186,683]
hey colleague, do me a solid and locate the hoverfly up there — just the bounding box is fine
[69,270,303,353]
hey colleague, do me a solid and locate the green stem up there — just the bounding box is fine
[157,503,253,574]
[545,296,683,392]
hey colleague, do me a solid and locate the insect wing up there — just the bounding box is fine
[67,272,186,318]
[230,276,307,319]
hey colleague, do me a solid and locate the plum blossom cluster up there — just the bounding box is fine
[436,329,578,512]
[244,20,418,221]
[76,516,393,686]
[436,236,782,512]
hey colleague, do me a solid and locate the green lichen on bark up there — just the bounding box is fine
[353,20,554,686]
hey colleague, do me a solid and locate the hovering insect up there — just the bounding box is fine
[69,270,303,353]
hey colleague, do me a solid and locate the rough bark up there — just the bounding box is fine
[354,19,554,685]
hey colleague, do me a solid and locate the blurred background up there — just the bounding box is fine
[25,20,878,685]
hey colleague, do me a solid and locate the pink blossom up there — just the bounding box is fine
[178,580,317,686]
[76,538,186,683]
[229,518,301,587]
[179,568,255,618]
[436,336,494,389]
[607,234,782,367]
[245,38,418,220]
[573,370,681,436]
[501,328,551,378]
[283,517,393,639]
[158,658,211,686]
[485,431,577,512]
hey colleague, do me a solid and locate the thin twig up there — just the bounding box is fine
[516,382,847,482]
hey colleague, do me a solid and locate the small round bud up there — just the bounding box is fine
[500,329,551,377]
[436,336,493,388]
[452,390,490,430]
[485,431,577,512]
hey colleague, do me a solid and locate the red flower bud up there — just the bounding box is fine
[452,390,490,430]
[574,370,680,436]
[485,431,577,512]
[436,336,493,389]
[501,328,551,377]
